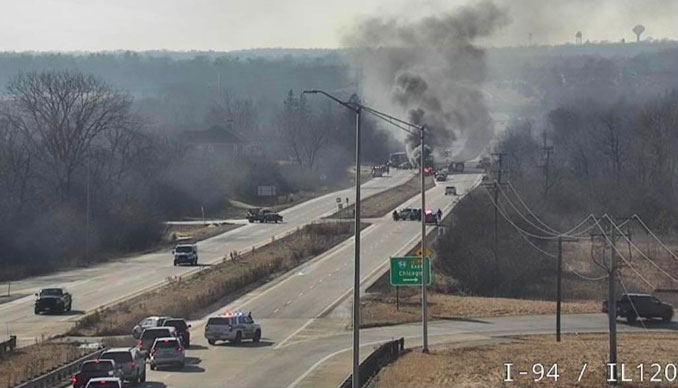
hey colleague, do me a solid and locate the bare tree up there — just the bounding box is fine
[1,71,132,199]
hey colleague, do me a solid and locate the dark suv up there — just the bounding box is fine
[163,318,191,348]
[603,293,674,322]
[35,287,72,314]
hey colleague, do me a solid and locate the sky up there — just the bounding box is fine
[1,0,678,52]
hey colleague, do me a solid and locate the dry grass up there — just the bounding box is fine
[331,175,434,219]
[372,332,678,387]
[361,293,599,328]
[164,223,241,244]
[69,222,357,336]
[0,342,88,388]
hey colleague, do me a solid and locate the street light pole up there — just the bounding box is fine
[302,90,362,388]
[352,106,361,387]
[420,127,429,353]
[350,103,430,354]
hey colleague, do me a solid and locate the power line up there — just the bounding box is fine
[484,185,561,240]
[496,182,565,237]
[603,214,678,284]
[504,181,593,237]
[633,214,678,264]
[591,217,656,289]
[506,181,561,234]
[617,274,648,331]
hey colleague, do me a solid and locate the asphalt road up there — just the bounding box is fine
[142,173,484,388]
[0,170,414,347]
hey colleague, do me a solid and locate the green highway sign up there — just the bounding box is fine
[390,256,432,286]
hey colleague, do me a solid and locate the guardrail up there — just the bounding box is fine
[0,335,17,354]
[339,338,406,388]
[9,347,106,388]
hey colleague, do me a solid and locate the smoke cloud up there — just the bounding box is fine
[343,0,510,161]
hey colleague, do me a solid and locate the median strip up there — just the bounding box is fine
[69,221,362,337]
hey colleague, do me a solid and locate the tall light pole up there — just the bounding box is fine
[419,127,428,352]
[303,90,362,388]
[355,104,429,352]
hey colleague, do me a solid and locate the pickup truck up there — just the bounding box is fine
[246,208,283,223]
[172,244,198,266]
[35,287,72,314]
[602,293,674,322]
[71,360,123,388]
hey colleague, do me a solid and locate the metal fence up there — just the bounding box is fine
[0,335,17,355]
[340,338,405,388]
[9,348,106,388]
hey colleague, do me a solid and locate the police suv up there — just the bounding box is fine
[204,311,261,345]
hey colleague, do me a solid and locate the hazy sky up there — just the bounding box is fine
[2,0,677,51]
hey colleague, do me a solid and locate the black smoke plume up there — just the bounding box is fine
[344,0,510,161]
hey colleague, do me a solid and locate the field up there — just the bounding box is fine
[372,332,678,387]
[360,293,599,328]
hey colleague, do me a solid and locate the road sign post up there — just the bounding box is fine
[390,256,432,286]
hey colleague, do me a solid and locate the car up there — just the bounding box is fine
[445,186,457,196]
[246,208,283,223]
[72,360,123,388]
[173,244,198,266]
[424,210,438,224]
[149,337,185,370]
[132,316,172,339]
[397,207,421,221]
[99,347,146,385]
[34,287,72,314]
[138,326,179,357]
[398,161,412,169]
[602,293,674,322]
[162,318,191,348]
[435,172,447,182]
[204,312,261,345]
[84,377,122,388]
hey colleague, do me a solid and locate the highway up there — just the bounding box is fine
[0,170,414,347]
[144,173,484,388]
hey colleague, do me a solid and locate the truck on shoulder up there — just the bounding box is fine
[246,208,283,223]
[602,293,674,322]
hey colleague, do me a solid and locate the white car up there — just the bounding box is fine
[204,312,261,345]
[84,377,122,388]
[444,186,457,196]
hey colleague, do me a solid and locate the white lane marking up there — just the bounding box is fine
[285,300,292,305]
[273,308,280,314]
[298,292,304,297]
[274,218,436,352]
[231,224,380,311]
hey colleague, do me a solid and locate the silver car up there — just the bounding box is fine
[99,347,146,384]
[204,314,261,345]
[149,337,185,370]
[132,316,172,339]
[138,326,178,357]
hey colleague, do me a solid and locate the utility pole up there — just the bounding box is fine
[556,235,578,342]
[540,131,554,198]
[556,236,562,342]
[608,220,617,384]
[491,153,506,267]
[86,158,91,258]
